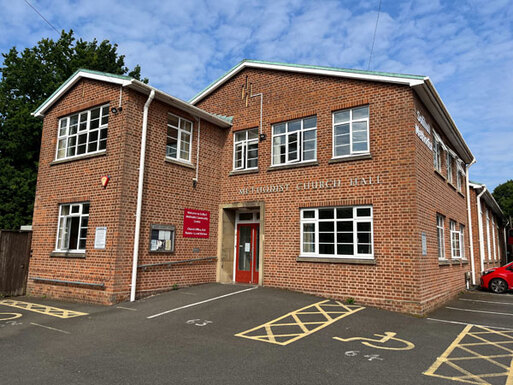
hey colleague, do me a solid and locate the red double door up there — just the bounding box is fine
[235,223,259,284]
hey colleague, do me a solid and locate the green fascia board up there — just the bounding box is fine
[33,68,133,116]
[212,114,233,124]
[189,59,426,103]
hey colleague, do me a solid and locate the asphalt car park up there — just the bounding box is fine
[1,284,513,385]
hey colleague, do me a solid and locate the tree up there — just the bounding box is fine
[493,180,513,223]
[0,30,146,229]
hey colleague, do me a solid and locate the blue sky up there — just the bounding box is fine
[1,0,511,190]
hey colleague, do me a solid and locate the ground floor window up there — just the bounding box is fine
[55,202,89,252]
[450,220,461,259]
[437,214,445,260]
[300,206,373,259]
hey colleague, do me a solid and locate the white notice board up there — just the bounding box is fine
[94,227,107,249]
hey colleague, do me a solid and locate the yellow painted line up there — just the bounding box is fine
[0,299,88,319]
[424,324,513,384]
[235,300,364,346]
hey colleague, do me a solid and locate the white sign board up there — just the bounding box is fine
[94,227,107,249]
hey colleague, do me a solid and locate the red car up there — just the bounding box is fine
[480,262,513,293]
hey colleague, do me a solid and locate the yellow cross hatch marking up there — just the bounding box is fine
[0,299,88,319]
[424,324,513,385]
[235,299,365,346]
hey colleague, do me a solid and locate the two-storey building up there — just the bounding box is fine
[28,60,499,314]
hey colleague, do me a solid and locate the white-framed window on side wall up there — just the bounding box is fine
[332,105,369,158]
[55,202,89,252]
[450,220,461,259]
[460,224,466,259]
[433,139,442,173]
[300,206,373,259]
[437,214,446,260]
[56,104,109,160]
[486,209,492,261]
[492,216,497,261]
[167,113,193,163]
[446,153,453,184]
[233,128,258,170]
[272,116,316,166]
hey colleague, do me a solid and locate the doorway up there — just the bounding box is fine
[235,223,259,284]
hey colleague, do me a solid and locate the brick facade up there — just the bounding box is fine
[28,63,502,315]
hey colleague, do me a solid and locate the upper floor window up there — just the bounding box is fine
[272,116,316,166]
[332,106,369,158]
[56,105,109,160]
[55,202,89,252]
[446,153,453,183]
[167,114,192,163]
[233,128,258,170]
[300,206,373,259]
[456,170,463,192]
[433,140,442,172]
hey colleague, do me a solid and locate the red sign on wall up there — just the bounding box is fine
[183,209,210,238]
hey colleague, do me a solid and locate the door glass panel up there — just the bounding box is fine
[238,226,252,271]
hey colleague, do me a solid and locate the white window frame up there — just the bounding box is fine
[233,128,259,171]
[271,116,317,166]
[55,202,89,253]
[56,104,109,160]
[450,220,461,259]
[437,214,446,260]
[332,106,370,159]
[166,113,193,163]
[460,224,466,259]
[446,153,453,183]
[486,209,492,261]
[300,206,374,260]
[456,171,462,192]
[492,216,497,261]
[433,140,442,173]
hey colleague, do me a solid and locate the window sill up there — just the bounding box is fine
[448,182,457,190]
[439,259,450,266]
[165,157,195,169]
[50,151,107,166]
[329,153,372,164]
[297,256,376,265]
[434,168,446,180]
[458,190,465,198]
[50,251,86,259]
[267,161,319,172]
[229,168,259,176]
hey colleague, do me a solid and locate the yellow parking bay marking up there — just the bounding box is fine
[235,300,365,346]
[424,324,513,384]
[0,299,88,319]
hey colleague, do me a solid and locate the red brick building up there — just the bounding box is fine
[28,60,504,314]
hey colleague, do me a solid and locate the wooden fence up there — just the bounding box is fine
[0,230,32,297]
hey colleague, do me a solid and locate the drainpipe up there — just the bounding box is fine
[476,186,487,276]
[465,160,476,284]
[130,90,155,302]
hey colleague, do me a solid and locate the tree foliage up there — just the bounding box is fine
[493,180,513,222]
[0,30,146,229]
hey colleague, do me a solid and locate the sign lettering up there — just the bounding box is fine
[183,209,210,238]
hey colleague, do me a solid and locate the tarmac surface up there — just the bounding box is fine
[1,284,513,385]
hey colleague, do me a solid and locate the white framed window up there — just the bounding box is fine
[233,128,258,170]
[460,224,466,259]
[167,114,193,163]
[492,217,497,261]
[272,116,316,166]
[332,106,369,158]
[486,209,492,261]
[300,206,373,259]
[450,220,461,259]
[56,104,109,160]
[446,153,453,183]
[55,203,89,252]
[437,214,446,260]
[456,170,462,192]
[433,140,442,172]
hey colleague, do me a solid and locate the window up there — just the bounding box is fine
[149,224,175,253]
[300,206,373,259]
[272,116,316,165]
[56,105,109,160]
[450,220,461,259]
[456,170,462,192]
[492,217,497,261]
[437,214,445,260]
[332,106,369,157]
[486,210,492,261]
[55,203,89,252]
[233,128,258,170]
[433,140,442,172]
[167,114,193,163]
[446,153,453,183]
[460,224,466,259]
